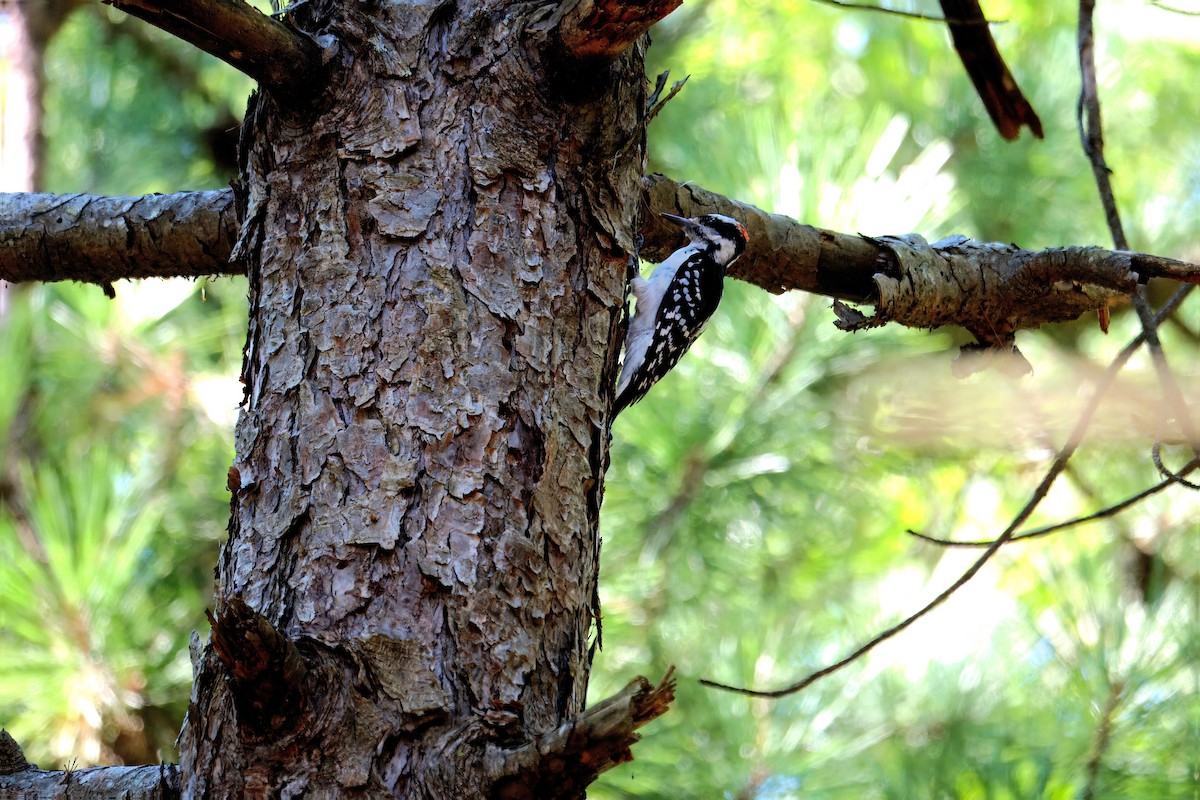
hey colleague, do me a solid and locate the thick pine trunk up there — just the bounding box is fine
[179,0,644,795]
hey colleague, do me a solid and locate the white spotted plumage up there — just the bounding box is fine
[613,213,748,416]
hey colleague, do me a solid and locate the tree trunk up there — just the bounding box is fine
[178,0,646,795]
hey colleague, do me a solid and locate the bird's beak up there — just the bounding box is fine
[659,213,690,228]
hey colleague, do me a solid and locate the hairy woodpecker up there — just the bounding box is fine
[613,212,749,417]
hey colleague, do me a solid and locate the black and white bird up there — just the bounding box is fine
[613,212,749,417]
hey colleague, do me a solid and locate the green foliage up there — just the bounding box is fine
[0,278,247,764]
[0,0,253,766]
[42,5,250,195]
[2,1,1197,794]
[594,2,1199,797]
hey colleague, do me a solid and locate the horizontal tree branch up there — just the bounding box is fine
[4,182,1199,347]
[0,730,179,799]
[0,191,240,286]
[0,765,180,798]
[104,0,325,106]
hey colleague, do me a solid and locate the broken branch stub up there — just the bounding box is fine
[835,234,1139,346]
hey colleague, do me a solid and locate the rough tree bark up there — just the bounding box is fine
[165,0,675,796]
[3,0,1199,797]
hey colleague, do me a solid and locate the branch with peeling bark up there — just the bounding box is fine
[0,729,180,799]
[490,669,676,799]
[643,175,1200,349]
[0,191,240,286]
[104,0,326,106]
[3,182,1200,351]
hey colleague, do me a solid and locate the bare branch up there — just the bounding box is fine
[907,455,1199,547]
[207,597,313,734]
[700,284,1196,698]
[1151,442,1200,490]
[702,430,1076,697]
[103,0,326,106]
[491,668,676,797]
[812,0,1005,24]
[1077,0,1126,251]
[906,286,1195,548]
[554,0,681,63]
[1150,0,1200,14]
[0,749,179,800]
[4,181,1199,348]
[5,181,1199,351]
[645,71,689,123]
[0,730,28,774]
[939,0,1043,140]
[0,191,240,287]
[643,175,1200,346]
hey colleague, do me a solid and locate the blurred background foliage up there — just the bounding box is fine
[0,0,1196,796]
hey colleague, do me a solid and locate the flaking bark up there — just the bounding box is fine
[176,0,660,796]
[11,182,1196,343]
[835,233,1138,344]
[0,191,239,286]
[0,729,180,800]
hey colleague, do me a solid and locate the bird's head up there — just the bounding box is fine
[661,212,749,267]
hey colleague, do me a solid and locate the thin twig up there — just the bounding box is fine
[701,284,1193,697]
[1081,679,1125,800]
[1151,442,1200,490]
[1077,0,1127,250]
[702,457,1066,696]
[810,0,1005,23]
[1149,0,1200,15]
[906,454,1199,548]
[1077,0,1200,469]
[645,73,689,124]
[905,286,1194,549]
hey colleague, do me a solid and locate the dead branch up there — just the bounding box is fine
[207,598,312,734]
[103,0,325,106]
[552,0,682,63]
[703,457,1063,696]
[6,182,1200,352]
[907,285,1193,547]
[907,455,1198,547]
[700,283,1191,698]
[490,668,676,798]
[1078,0,1200,456]
[1077,0,1126,251]
[0,191,239,287]
[939,0,1043,140]
[3,181,1198,351]
[645,70,689,123]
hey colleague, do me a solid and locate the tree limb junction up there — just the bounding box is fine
[104,0,325,106]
